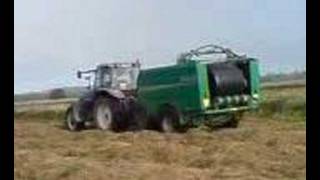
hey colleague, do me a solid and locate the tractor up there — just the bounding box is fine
[65,60,145,131]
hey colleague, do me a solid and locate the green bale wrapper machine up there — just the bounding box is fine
[137,44,260,132]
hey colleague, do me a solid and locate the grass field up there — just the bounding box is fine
[14,87,306,180]
[257,86,306,122]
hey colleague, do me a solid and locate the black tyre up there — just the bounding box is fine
[65,107,85,131]
[158,106,181,133]
[128,102,147,131]
[129,105,148,131]
[205,114,237,130]
[93,98,115,131]
[225,113,242,128]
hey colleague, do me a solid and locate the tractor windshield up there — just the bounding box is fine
[111,67,139,90]
[94,65,139,90]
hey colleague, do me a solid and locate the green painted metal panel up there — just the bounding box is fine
[195,63,211,110]
[137,61,203,115]
[137,57,261,127]
[249,59,261,96]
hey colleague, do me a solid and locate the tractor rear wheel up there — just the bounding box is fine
[65,107,85,131]
[93,98,115,131]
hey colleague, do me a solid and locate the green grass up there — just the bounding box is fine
[257,98,305,122]
[253,87,306,122]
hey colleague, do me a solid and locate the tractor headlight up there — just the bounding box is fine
[203,98,210,108]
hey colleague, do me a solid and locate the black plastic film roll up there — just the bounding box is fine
[208,63,247,96]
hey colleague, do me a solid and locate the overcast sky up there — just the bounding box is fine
[14,0,306,94]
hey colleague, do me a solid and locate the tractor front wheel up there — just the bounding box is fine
[65,107,85,131]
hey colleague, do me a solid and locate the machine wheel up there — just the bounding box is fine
[229,112,243,128]
[93,98,115,131]
[228,118,239,128]
[65,107,85,131]
[158,106,181,133]
[225,113,242,128]
[128,102,147,131]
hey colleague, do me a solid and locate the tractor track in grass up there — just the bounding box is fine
[14,116,305,180]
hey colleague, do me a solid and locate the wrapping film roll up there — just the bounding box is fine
[208,63,248,96]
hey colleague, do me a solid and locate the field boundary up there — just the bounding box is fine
[14,98,77,106]
[261,79,305,89]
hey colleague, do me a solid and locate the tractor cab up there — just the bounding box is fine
[77,61,140,95]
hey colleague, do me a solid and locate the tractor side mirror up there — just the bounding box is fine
[77,71,82,79]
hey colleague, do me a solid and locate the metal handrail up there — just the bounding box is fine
[177,44,246,64]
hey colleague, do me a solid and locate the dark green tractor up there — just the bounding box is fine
[137,44,261,132]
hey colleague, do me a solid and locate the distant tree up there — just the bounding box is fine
[261,70,306,83]
[49,88,66,99]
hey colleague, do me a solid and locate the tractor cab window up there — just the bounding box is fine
[111,67,139,90]
[95,67,112,88]
[94,65,139,90]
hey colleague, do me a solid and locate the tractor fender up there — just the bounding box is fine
[94,88,126,99]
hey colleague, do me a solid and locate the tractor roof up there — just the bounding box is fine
[97,61,140,69]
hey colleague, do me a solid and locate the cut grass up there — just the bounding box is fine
[14,117,306,180]
[14,86,306,180]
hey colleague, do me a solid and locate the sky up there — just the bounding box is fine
[14,0,306,94]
